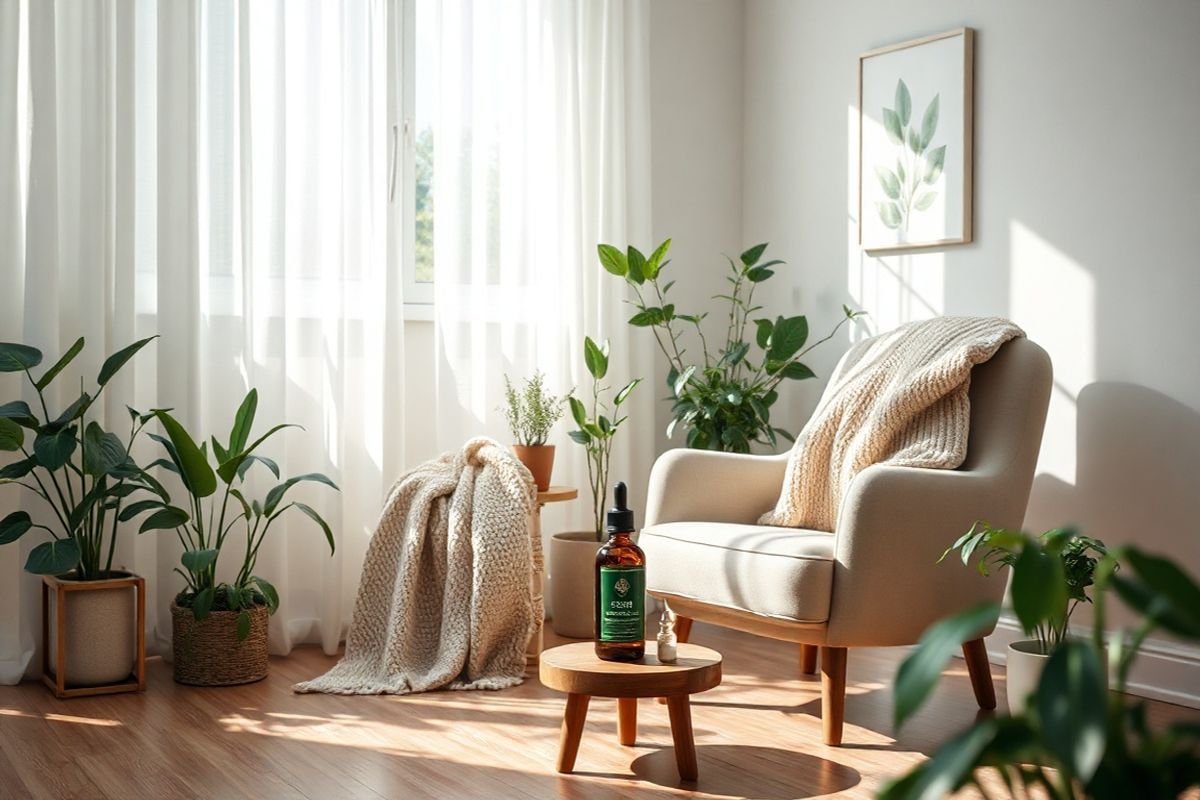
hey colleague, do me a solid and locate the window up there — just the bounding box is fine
[395,0,435,309]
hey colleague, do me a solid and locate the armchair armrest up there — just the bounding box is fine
[825,464,1024,647]
[645,448,790,527]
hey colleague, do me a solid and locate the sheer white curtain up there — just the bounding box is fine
[431,0,656,545]
[0,0,401,681]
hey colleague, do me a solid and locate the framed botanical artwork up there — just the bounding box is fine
[858,27,974,252]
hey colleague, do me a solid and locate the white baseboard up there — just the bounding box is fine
[982,615,1200,710]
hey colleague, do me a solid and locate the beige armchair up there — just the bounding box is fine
[641,338,1052,745]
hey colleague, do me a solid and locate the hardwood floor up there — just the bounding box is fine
[1,622,1196,799]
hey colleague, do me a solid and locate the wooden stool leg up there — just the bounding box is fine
[665,695,698,781]
[556,693,590,773]
[962,638,996,710]
[617,697,637,746]
[799,643,818,675]
[820,646,847,746]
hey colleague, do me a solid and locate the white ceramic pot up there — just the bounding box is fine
[47,572,138,687]
[550,531,601,638]
[1006,639,1050,713]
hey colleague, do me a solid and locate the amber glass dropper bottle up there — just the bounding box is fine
[594,482,646,662]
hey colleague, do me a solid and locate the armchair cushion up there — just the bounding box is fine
[642,522,834,623]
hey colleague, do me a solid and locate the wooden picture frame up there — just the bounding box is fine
[858,27,974,252]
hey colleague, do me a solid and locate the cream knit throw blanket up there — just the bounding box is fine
[760,316,1023,531]
[294,437,539,695]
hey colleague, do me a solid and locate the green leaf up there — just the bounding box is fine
[626,246,646,285]
[236,610,251,640]
[153,410,217,498]
[0,343,42,372]
[138,506,190,533]
[924,145,946,183]
[0,401,38,428]
[118,499,166,522]
[50,393,91,427]
[251,575,280,613]
[228,388,258,455]
[97,335,157,386]
[628,308,664,327]
[673,365,696,398]
[882,108,903,145]
[895,79,912,126]
[894,602,999,729]
[192,586,214,620]
[745,266,775,283]
[740,243,768,266]
[25,538,80,575]
[1124,548,1200,628]
[82,422,127,476]
[1110,555,1200,638]
[34,337,84,390]
[896,158,906,184]
[913,192,937,211]
[235,454,280,482]
[583,336,608,380]
[0,511,33,545]
[754,319,773,349]
[215,423,298,485]
[597,244,628,277]
[1010,544,1067,638]
[1036,640,1106,781]
[294,502,336,555]
[767,316,809,362]
[645,238,671,279]
[907,126,922,155]
[210,436,229,467]
[722,342,751,367]
[33,425,77,470]
[920,93,940,150]
[0,457,36,480]
[264,473,339,517]
[878,201,902,229]
[613,379,640,407]
[181,548,218,574]
[875,165,901,200]
[879,718,1000,800]
[0,418,24,451]
[568,396,587,428]
[780,362,816,380]
[567,429,591,445]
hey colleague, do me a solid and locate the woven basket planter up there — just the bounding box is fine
[171,601,269,686]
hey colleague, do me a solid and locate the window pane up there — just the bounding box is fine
[414,0,434,283]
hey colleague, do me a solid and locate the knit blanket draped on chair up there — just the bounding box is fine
[760,316,1024,531]
[294,437,539,695]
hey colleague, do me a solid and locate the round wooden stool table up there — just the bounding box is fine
[539,641,722,781]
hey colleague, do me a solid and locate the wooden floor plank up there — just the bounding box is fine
[1,622,1196,799]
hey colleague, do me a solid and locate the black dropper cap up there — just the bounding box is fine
[606,482,635,534]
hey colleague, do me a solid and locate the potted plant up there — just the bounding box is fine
[598,239,864,451]
[940,522,1110,712]
[549,336,639,637]
[0,336,159,695]
[128,389,338,686]
[501,371,564,491]
[886,535,1199,800]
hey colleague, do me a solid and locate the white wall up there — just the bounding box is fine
[741,0,1200,705]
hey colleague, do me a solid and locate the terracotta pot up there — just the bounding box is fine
[46,571,139,688]
[1006,639,1050,713]
[550,530,602,637]
[171,601,270,686]
[512,444,555,491]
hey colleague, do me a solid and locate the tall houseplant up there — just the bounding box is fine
[502,372,564,491]
[941,522,1110,711]
[0,336,159,691]
[128,389,338,685]
[598,239,863,452]
[884,535,1200,800]
[549,336,639,638]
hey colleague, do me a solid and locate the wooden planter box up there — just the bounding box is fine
[41,572,146,699]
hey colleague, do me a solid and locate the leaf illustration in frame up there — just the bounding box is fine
[914,192,938,211]
[896,158,906,183]
[924,145,946,184]
[907,127,922,155]
[921,93,940,150]
[874,166,901,200]
[895,79,912,126]
[882,108,903,145]
[877,202,902,229]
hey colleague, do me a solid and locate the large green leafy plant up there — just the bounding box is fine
[127,389,339,639]
[941,522,1110,654]
[567,337,639,540]
[883,529,1200,800]
[598,239,862,452]
[0,337,160,579]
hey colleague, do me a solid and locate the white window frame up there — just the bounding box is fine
[392,0,434,315]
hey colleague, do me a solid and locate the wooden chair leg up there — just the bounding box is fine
[962,638,996,710]
[665,694,698,781]
[799,643,818,675]
[617,697,637,746]
[675,615,693,643]
[820,646,847,746]
[556,693,590,773]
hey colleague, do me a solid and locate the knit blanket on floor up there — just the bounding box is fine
[760,316,1024,531]
[294,437,539,695]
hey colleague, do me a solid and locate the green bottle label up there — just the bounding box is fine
[599,566,645,642]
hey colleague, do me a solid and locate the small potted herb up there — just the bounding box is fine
[501,372,564,491]
[130,389,338,686]
[939,522,1110,712]
[549,337,639,637]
